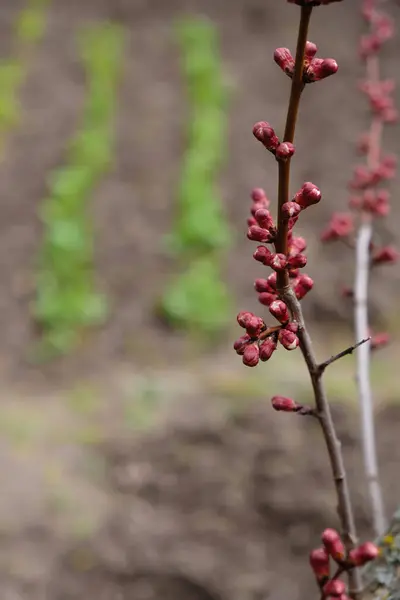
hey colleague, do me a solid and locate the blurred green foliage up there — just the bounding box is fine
[34,23,125,358]
[0,0,50,143]
[160,17,231,334]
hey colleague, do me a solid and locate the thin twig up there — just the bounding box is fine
[318,338,371,376]
[275,6,362,598]
[354,39,387,537]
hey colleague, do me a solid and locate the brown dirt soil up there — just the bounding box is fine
[0,1,399,599]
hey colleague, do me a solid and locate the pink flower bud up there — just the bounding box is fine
[247,226,273,243]
[251,187,270,208]
[269,300,290,324]
[259,337,278,361]
[266,273,277,290]
[285,322,298,334]
[271,396,298,412]
[270,253,288,272]
[242,343,260,367]
[237,311,255,329]
[274,47,295,77]
[323,579,346,597]
[252,121,280,152]
[294,182,322,208]
[321,213,354,242]
[278,328,299,350]
[348,542,379,566]
[254,278,272,293]
[362,189,390,217]
[305,41,318,61]
[309,547,330,581]
[289,236,307,256]
[233,334,251,355]
[372,246,398,265]
[321,528,345,562]
[275,142,296,161]
[255,208,274,230]
[306,58,338,83]
[253,245,272,265]
[258,292,277,307]
[245,315,264,336]
[288,253,307,269]
[294,274,314,299]
[282,202,302,219]
[247,217,257,227]
[371,332,389,350]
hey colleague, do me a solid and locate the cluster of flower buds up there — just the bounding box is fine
[252,122,295,161]
[234,179,321,366]
[274,41,338,83]
[320,0,397,353]
[309,528,379,598]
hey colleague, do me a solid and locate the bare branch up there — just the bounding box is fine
[317,338,371,376]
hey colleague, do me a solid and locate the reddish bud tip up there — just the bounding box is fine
[254,208,274,230]
[275,142,296,161]
[269,300,290,324]
[274,47,295,77]
[252,121,280,152]
[278,328,299,350]
[247,225,273,243]
[348,542,379,566]
[321,528,346,562]
[323,579,346,597]
[288,253,307,269]
[259,336,278,361]
[271,395,298,412]
[289,236,307,256]
[305,41,318,60]
[245,315,264,336]
[258,292,277,306]
[237,311,254,329]
[242,343,260,367]
[251,188,268,204]
[253,245,272,265]
[233,334,251,355]
[309,547,330,580]
[372,246,399,265]
[282,202,302,220]
[294,274,314,300]
[295,182,322,209]
[306,57,338,82]
[270,253,288,272]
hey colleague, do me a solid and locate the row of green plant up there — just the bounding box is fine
[33,23,125,357]
[0,0,50,150]
[160,17,232,334]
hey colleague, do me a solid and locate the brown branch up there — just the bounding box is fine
[275,6,362,598]
[317,338,371,376]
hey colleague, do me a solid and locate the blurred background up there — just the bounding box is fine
[0,0,399,598]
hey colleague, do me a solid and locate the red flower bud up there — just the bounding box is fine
[362,189,390,217]
[321,528,345,562]
[274,47,295,77]
[269,300,290,324]
[251,187,269,205]
[289,236,307,256]
[266,273,277,290]
[242,343,260,367]
[271,396,298,412]
[309,547,330,581]
[269,253,288,272]
[237,311,254,329]
[247,217,257,227]
[258,292,277,306]
[323,579,346,597]
[305,41,318,61]
[253,121,280,152]
[254,208,274,230]
[348,542,379,566]
[253,245,272,265]
[294,274,314,299]
[282,202,302,219]
[275,142,296,161]
[233,334,251,355]
[294,182,322,208]
[321,213,353,242]
[285,322,298,334]
[254,278,272,293]
[305,58,338,82]
[371,332,389,350]
[278,328,299,350]
[288,253,307,269]
[247,226,273,243]
[372,246,398,265]
[259,337,278,361]
[245,315,264,336]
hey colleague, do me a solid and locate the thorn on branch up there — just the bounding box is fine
[317,338,371,375]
